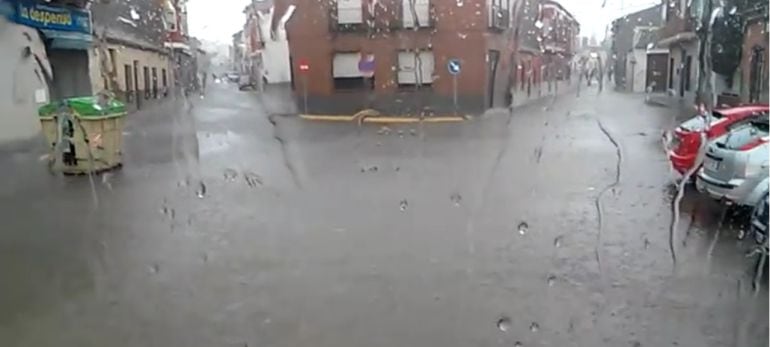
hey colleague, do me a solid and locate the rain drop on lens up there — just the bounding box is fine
[223,168,238,181]
[517,221,529,235]
[399,199,408,211]
[196,181,207,198]
[450,193,462,206]
[244,172,263,187]
[497,316,512,332]
[514,342,523,347]
[529,322,540,332]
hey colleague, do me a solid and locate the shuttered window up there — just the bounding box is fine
[402,0,430,27]
[333,53,362,78]
[337,0,363,24]
[397,50,434,86]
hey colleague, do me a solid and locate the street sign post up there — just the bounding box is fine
[358,54,376,106]
[298,58,310,114]
[358,53,376,77]
[447,59,461,115]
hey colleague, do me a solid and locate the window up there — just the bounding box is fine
[489,0,510,28]
[151,67,158,99]
[162,68,168,96]
[333,52,371,90]
[337,0,362,24]
[143,66,150,99]
[124,64,133,101]
[397,50,434,86]
[402,0,430,28]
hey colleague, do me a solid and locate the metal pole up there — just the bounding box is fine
[303,75,308,114]
[453,74,458,115]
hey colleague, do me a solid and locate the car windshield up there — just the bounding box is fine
[2,0,769,346]
[678,111,726,131]
[719,118,769,149]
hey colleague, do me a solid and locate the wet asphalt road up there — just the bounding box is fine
[0,83,767,347]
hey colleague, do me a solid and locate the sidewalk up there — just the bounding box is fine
[644,91,697,123]
[509,78,579,110]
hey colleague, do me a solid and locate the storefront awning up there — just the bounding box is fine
[657,32,697,47]
[40,29,92,50]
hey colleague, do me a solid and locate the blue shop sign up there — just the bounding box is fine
[11,0,91,34]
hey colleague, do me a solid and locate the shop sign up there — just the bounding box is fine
[11,0,91,35]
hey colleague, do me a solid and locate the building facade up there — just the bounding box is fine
[539,0,579,83]
[230,30,245,73]
[275,0,549,115]
[90,0,175,111]
[610,4,663,91]
[739,0,768,104]
[0,0,93,145]
[657,0,699,102]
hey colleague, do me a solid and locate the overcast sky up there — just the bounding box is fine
[187,0,662,44]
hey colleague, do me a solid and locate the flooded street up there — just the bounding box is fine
[0,84,766,346]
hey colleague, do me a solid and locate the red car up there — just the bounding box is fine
[668,104,769,175]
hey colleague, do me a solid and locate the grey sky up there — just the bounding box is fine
[187,0,663,44]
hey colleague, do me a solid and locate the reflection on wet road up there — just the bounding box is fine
[0,84,766,346]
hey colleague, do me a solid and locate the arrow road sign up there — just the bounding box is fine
[447,59,461,75]
[358,53,376,77]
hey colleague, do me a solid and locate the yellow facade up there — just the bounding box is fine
[90,44,174,95]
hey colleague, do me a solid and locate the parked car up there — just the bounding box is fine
[668,105,768,175]
[695,117,769,207]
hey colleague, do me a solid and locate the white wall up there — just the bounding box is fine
[262,40,291,83]
[0,18,50,145]
[257,6,292,84]
[668,42,699,103]
[630,49,648,92]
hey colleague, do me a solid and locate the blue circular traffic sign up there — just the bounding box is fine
[447,59,461,75]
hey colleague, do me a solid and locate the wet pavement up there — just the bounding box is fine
[0,83,766,347]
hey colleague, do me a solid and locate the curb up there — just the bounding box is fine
[299,114,467,123]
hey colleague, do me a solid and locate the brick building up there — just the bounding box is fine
[275,0,546,115]
[539,0,579,83]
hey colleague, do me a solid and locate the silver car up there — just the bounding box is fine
[696,118,769,207]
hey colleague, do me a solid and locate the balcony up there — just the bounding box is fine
[658,4,697,46]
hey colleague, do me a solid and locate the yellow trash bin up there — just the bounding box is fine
[39,96,126,174]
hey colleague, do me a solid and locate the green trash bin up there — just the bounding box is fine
[39,96,127,174]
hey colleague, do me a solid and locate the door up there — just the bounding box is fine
[124,64,133,102]
[668,57,674,90]
[646,53,668,92]
[749,46,765,103]
[47,49,92,100]
[152,67,158,98]
[133,60,141,109]
[143,67,150,99]
[678,50,686,97]
[487,50,500,108]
